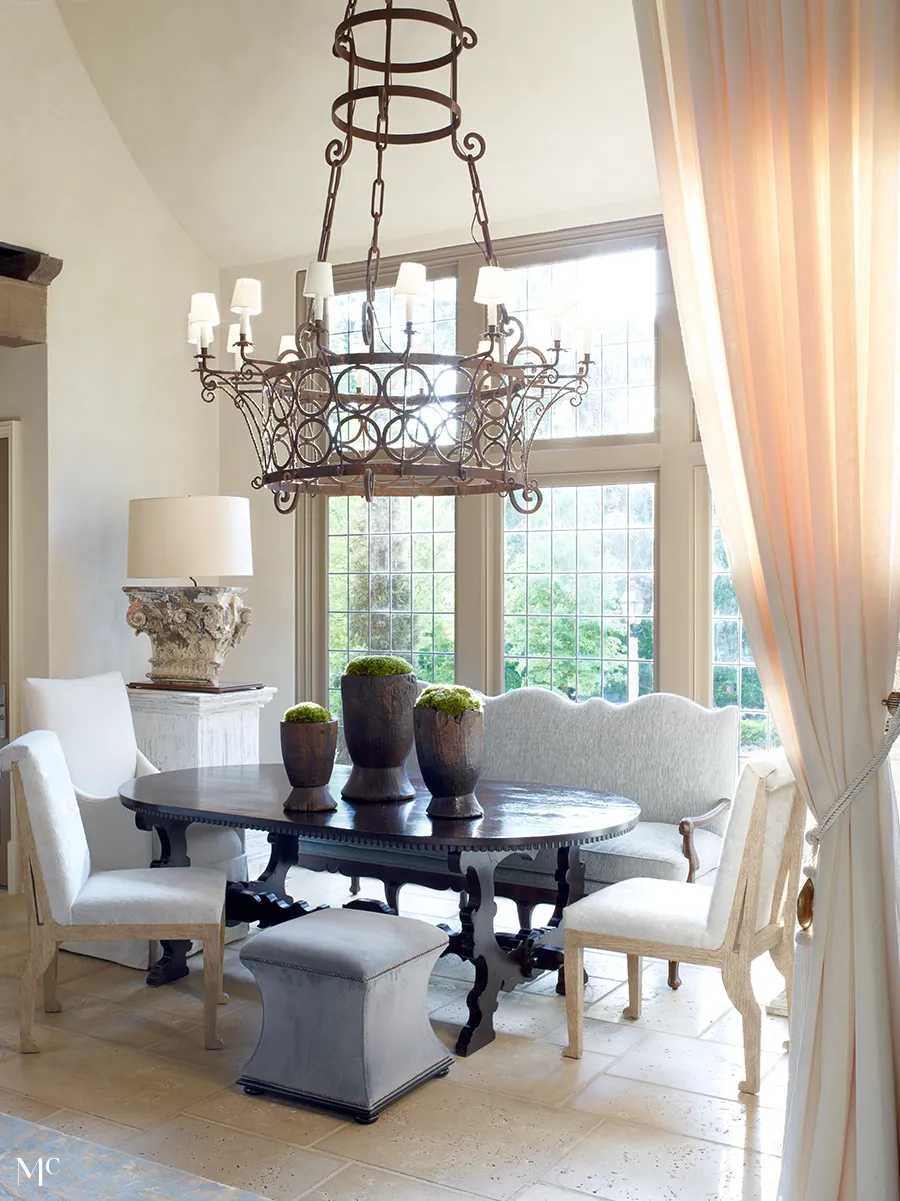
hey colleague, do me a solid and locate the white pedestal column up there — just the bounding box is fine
[127,686,278,770]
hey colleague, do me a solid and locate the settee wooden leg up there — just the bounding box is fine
[516,901,535,932]
[667,960,682,990]
[385,881,403,913]
[349,876,360,896]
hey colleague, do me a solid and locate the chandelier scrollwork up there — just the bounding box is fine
[188,1,591,515]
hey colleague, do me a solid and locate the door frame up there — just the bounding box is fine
[0,420,22,890]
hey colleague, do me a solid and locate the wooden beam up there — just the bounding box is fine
[0,277,46,347]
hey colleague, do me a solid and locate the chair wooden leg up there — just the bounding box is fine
[562,936,585,1059]
[203,924,224,1051]
[722,958,760,1094]
[667,960,681,990]
[217,913,228,1006]
[42,944,61,1013]
[623,954,643,1019]
[769,929,794,1021]
[20,936,53,1053]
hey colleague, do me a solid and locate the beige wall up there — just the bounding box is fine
[0,349,49,694]
[0,2,219,686]
[217,259,302,758]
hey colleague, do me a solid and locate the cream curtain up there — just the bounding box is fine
[631,2,900,1198]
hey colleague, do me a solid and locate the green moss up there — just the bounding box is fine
[283,702,332,724]
[344,655,414,677]
[415,685,483,717]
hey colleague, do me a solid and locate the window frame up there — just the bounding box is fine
[295,216,712,710]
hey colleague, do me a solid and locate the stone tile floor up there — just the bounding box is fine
[0,867,789,1200]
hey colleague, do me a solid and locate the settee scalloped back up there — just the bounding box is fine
[482,689,738,835]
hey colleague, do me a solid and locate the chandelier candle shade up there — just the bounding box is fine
[188,0,590,515]
[124,496,254,689]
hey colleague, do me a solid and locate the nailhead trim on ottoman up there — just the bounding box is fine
[238,908,453,1122]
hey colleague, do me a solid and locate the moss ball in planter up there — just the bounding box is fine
[284,702,332,724]
[415,685,483,718]
[344,655,414,677]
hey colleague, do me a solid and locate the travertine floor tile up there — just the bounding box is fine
[187,1084,345,1146]
[541,1017,649,1059]
[447,1032,613,1105]
[702,1007,790,1055]
[568,1074,785,1155]
[586,965,732,1038]
[316,1079,599,1200]
[543,1117,781,1200]
[0,1084,57,1122]
[607,1031,780,1102]
[516,1186,609,1201]
[299,1162,493,1200]
[37,1107,140,1148]
[0,1031,223,1128]
[121,1113,345,1196]
[146,1001,262,1083]
[40,987,206,1050]
[429,987,563,1041]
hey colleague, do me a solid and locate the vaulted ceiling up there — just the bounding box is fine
[57,0,659,268]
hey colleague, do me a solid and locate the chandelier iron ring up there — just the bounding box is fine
[331,84,461,146]
[333,7,475,74]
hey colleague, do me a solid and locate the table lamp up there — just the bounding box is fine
[124,495,254,689]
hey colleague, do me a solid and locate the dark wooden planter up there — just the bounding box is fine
[414,706,484,819]
[341,673,417,802]
[281,720,338,812]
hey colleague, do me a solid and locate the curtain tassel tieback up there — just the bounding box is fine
[797,696,900,933]
[806,703,900,847]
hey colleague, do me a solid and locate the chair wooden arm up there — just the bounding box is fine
[678,798,732,883]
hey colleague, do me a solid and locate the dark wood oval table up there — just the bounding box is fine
[120,763,639,1055]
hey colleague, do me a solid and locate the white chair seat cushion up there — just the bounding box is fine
[71,867,226,927]
[563,878,717,949]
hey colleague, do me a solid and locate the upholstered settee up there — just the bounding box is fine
[295,688,739,926]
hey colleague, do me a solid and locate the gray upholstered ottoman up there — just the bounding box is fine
[238,908,453,1122]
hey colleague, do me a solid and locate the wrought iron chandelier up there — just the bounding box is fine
[187,0,590,515]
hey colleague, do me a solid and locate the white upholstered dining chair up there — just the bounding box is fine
[23,672,246,968]
[562,750,804,1094]
[1,731,227,1054]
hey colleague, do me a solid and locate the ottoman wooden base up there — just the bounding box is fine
[238,1060,452,1124]
[239,908,452,1121]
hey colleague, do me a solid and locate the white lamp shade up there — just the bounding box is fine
[279,335,299,357]
[474,265,507,305]
[128,496,253,579]
[188,319,214,346]
[303,260,335,299]
[189,293,220,326]
[230,278,262,314]
[395,261,428,297]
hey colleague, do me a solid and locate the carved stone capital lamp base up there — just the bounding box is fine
[123,585,251,688]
